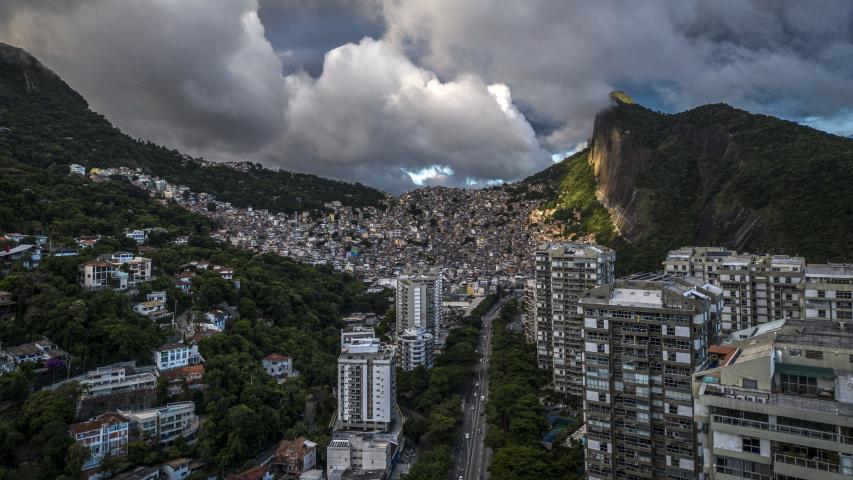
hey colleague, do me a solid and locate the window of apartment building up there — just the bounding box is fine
[839,291,852,299]
[666,325,675,336]
[742,378,758,389]
[667,403,679,415]
[780,373,818,396]
[840,311,853,320]
[789,349,802,357]
[805,350,824,360]
[818,309,827,318]
[818,290,826,298]
[742,437,761,454]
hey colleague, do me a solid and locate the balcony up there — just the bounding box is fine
[714,465,770,480]
[774,453,839,474]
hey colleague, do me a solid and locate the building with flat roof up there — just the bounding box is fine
[120,402,199,446]
[337,337,395,431]
[579,274,721,480]
[534,242,615,400]
[664,247,804,335]
[398,327,434,371]
[395,266,443,342]
[693,319,853,479]
[801,263,853,322]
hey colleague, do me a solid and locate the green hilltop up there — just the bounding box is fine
[0,42,386,212]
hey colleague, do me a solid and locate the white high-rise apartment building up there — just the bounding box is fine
[533,242,615,400]
[337,337,396,431]
[396,266,443,340]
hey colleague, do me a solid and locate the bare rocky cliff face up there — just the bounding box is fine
[586,102,767,251]
[587,106,650,241]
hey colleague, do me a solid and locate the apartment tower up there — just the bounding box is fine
[534,242,616,400]
[337,337,396,431]
[664,247,804,335]
[579,273,722,480]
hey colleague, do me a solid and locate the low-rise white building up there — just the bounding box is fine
[262,353,298,383]
[153,343,202,372]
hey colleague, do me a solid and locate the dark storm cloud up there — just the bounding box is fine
[1,1,851,191]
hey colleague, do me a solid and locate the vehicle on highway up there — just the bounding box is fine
[465,433,470,439]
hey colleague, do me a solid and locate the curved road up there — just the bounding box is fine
[451,296,507,480]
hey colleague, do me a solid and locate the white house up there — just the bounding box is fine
[153,343,203,372]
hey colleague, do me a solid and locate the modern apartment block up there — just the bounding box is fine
[664,247,804,335]
[533,242,615,399]
[693,319,853,480]
[395,266,443,340]
[120,402,199,446]
[337,337,396,431]
[801,263,853,322]
[398,327,434,371]
[578,273,722,480]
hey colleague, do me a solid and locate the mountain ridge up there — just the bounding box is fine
[0,42,386,212]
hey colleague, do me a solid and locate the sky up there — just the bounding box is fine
[1,1,852,192]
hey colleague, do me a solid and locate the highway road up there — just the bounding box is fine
[451,296,507,480]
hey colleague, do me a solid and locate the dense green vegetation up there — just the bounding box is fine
[0,239,389,478]
[485,300,584,480]
[515,101,853,274]
[398,295,497,480]
[0,42,386,212]
[0,147,388,478]
[0,155,212,240]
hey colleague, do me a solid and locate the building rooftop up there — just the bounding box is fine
[805,263,853,278]
[776,320,853,349]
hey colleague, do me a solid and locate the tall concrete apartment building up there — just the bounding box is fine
[336,337,396,431]
[578,273,722,480]
[395,266,443,371]
[522,279,537,344]
[533,243,615,399]
[802,263,853,322]
[693,319,853,479]
[664,247,804,335]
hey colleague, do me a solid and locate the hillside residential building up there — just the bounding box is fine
[69,163,87,175]
[337,337,395,431]
[133,300,171,321]
[70,413,130,471]
[152,343,202,372]
[79,365,157,398]
[0,243,42,272]
[801,263,853,322]
[0,338,68,374]
[395,266,443,341]
[578,273,722,480]
[533,242,616,399]
[126,229,147,245]
[79,254,152,290]
[341,326,376,348]
[693,319,853,479]
[273,437,318,477]
[398,327,434,371]
[664,247,805,334]
[262,353,298,383]
[120,402,199,446]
